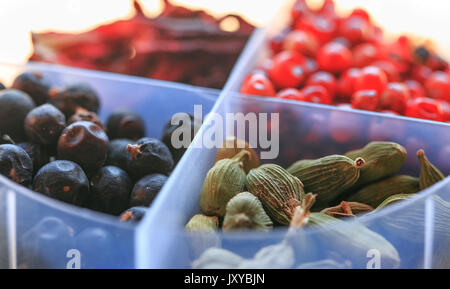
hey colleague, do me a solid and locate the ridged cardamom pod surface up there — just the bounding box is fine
[223,192,273,231]
[345,141,406,188]
[185,214,221,259]
[199,150,248,217]
[307,213,401,268]
[372,193,415,211]
[347,175,419,207]
[417,149,445,190]
[287,155,365,205]
[246,164,305,225]
[215,136,260,174]
[185,214,219,232]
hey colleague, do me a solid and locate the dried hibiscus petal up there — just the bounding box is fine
[29,0,254,89]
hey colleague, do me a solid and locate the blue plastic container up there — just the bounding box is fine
[0,62,219,269]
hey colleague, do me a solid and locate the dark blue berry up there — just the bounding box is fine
[57,121,109,175]
[12,71,51,105]
[17,142,50,174]
[126,137,173,180]
[162,113,202,164]
[0,89,35,141]
[32,160,89,206]
[120,206,148,223]
[130,173,168,207]
[106,109,146,141]
[49,83,100,118]
[105,138,134,172]
[88,166,132,215]
[24,104,66,147]
[0,144,33,186]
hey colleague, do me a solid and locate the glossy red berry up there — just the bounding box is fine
[352,43,379,68]
[405,97,445,122]
[240,73,276,97]
[276,88,302,101]
[336,68,360,102]
[412,65,433,84]
[354,66,388,95]
[299,85,332,105]
[404,80,426,99]
[317,42,352,74]
[283,30,319,57]
[425,71,450,102]
[439,100,450,122]
[269,27,291,55]
[291,0,310,24]
[306,71,336,98]
[268,51,306,89]
[350,8,371,23]
[338,16,372,45]
[379,82,410,114]
[296,15,337,45]
[371,60,400,82]
[351,90,379,111]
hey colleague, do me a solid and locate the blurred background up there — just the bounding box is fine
[1,0,450,65]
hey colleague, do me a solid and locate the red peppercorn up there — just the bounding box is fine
[438,100,450,122]
[351,90,379,111]
[352,43,379,68]
[405,97,445,122]
[354,66,388,95]
[299,85,332,105]
[336,68,361,103]
[371,60,400,82]
[276,88,302,100]
[425,71,450,102]
[379,82,410,114]
[240,73,276,97]
[283,30,319,57]
[412,65,433,84]
[269,27,292,55]
[338,16,372,45]
[306,71,336,100]
[404,80,426,99]
[296,15,337,45]
[268,51,306,89]
[350,8,371,23]
[291,0,311,24]
[317,42,352,74]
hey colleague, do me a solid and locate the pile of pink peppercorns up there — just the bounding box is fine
[240,0,450,123]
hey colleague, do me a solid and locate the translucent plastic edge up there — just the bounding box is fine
[4,61,222,99]
[228,91,450,127]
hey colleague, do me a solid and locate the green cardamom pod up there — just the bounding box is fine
[199,150,249,216]
[287,155,365,205]
[223,192,273,231]
[215,136,260,174]
[347,175,419,207]
[417,149,445,190]
[307,213,401,268]
[373,193,415,211]
[345,141,406,188]
[185,214,219,232]
[246,164,305,225]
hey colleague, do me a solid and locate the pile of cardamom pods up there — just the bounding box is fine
[185,137,448,268]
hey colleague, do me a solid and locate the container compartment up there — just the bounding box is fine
[0,62,219,268]
[138,91,450,268]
